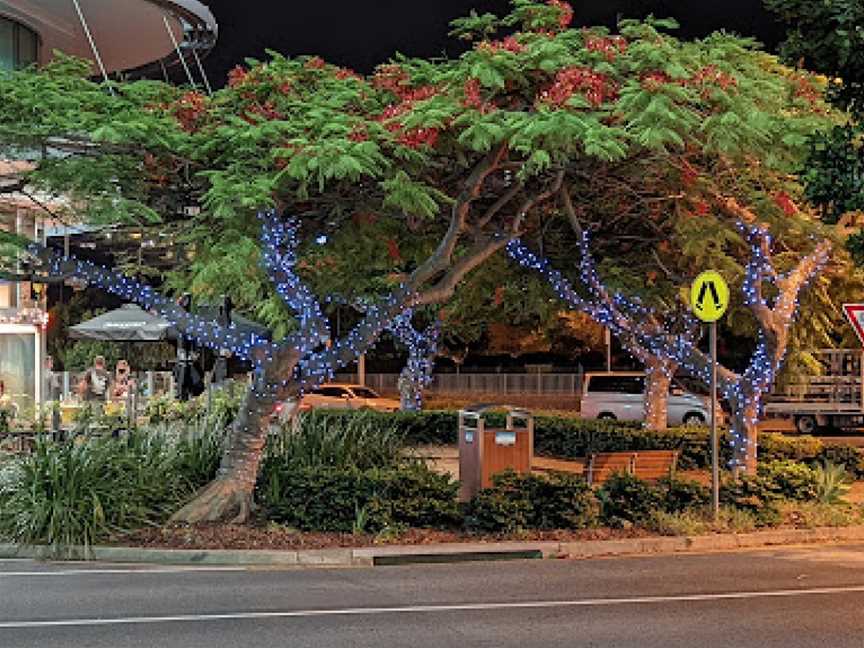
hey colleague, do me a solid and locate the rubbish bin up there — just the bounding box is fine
[458,404,534,501]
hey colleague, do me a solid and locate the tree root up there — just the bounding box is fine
[170,479,254,525]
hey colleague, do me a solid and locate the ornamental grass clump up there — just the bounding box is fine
[0,427,223,548]
[266,410,408,471]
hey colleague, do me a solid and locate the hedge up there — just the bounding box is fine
[258,462,461,533]
[299,410,864,477]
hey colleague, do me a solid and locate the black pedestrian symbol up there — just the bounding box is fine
[696,280,723,312]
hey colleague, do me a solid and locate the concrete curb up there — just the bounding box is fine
[3,525,864,568]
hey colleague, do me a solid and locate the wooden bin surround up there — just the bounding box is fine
[458,405,534,502]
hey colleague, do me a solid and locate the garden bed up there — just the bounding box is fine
[115,524,653,551]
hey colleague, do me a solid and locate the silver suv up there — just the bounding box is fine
[580,372,713,426]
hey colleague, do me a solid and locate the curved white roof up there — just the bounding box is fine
[0,0,217,74]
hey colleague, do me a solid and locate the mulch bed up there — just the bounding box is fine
[115,524,653,552]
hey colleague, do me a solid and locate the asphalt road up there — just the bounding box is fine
[3,544,864,647]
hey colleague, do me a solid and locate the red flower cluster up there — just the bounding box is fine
[245,100,282,122]
[386,238,402,261]
[680,160,699,187]
[584,34,628,62]
[493,286,505,307]
[548,0,574,29]
[305,57,326,70]
[791,74,820,106]
[774,192,797,216]
[478,36,526,54]
[540,66,617,108]
[227,65,248,88]
[397,127,440,149]
[373,78,442,148]
[372,64,411,97]
[334,68,362,81]
[462,78,496,113]
[172,91,207,132]
[348,125,368,142]
[640,71,672,92]
[690,66,737,92]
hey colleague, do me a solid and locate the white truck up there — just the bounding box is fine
[765,349,864,434]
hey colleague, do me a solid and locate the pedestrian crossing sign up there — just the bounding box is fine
[690,271,729,323]
[843,304,864,345]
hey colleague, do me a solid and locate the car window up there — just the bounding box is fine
[350,387,379,399]
[587,375,645,394]
[316,387,347,397]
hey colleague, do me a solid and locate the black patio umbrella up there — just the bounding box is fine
[69,304,272,343]
[69,304,176,342]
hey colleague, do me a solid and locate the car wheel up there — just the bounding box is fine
[597,412,617,421]
[795,415,817,435]
[683,413,706,426]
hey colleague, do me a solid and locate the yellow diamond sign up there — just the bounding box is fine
[690,271,729,323]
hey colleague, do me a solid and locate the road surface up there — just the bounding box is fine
[2,544,864,647]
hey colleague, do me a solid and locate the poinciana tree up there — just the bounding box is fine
[2,0,848,513]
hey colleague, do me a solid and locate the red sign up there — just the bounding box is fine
[843,304,864,345]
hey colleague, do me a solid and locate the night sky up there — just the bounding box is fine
[198,0,785,85]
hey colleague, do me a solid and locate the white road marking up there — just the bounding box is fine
[3,584,864,629]
[0,566,247,577]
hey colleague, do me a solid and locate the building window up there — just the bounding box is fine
[0,16,38,71]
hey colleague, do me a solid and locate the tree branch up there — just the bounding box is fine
[22,242,270,362]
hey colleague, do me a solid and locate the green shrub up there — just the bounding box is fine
[658,477,710,513]
[0,428,223,547]
[812,462,853,504]
[303,410,860,474]
[597,473,664,526]
[258,463,459,532]
[464,470,600,533]
[758,460,819,501]
[719,467,796,527]
[145,388,243,428]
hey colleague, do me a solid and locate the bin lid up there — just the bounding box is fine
[460,403,532,417]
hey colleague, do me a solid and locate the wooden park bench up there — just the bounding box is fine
[586,450,679,486]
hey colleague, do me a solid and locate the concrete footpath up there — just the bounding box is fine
[3,525,864,567]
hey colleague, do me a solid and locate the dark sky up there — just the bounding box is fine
[198,1,785,86]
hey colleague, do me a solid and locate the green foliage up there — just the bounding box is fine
[719,460,824,526]
[764,0,864,116]
[62,340,124,372]
[597,472,664,525]
[812,461,853,504]
[258,410,455,532]
[658,477,710,513]
[295,410,864,474]
[816,444,864,479]
[758,460,820,501]
[258,464,460,533]
[0,429,223,547]
[143,388,243,428]
[266,410,408,472]
[464,470,600,533]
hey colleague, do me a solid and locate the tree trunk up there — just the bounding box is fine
[171,348,300,524]
[398,364,432,412]
[728,388,760,476]
[643,359,675,431]
[398,367,423,411]
[170,386,277,524]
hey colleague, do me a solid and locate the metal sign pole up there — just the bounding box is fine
[711,320,719,522]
